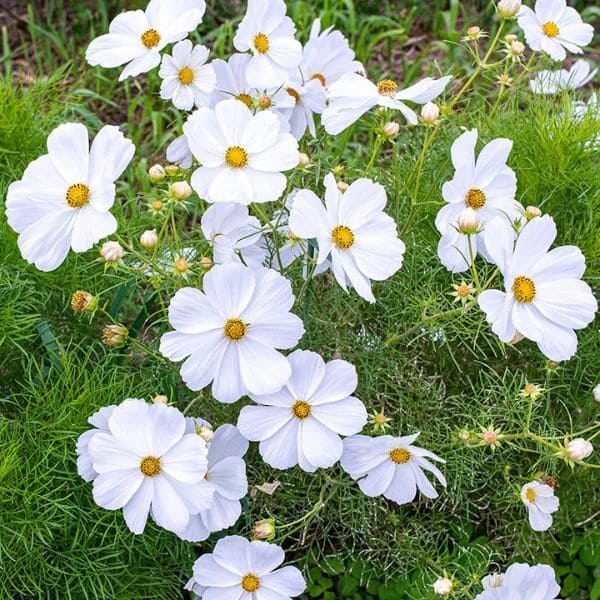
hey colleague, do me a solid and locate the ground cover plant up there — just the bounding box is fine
[0,0,599,598]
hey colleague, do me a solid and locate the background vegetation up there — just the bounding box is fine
[0,0,598,598]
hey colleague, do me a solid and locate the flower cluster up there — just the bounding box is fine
[5,0,598,595]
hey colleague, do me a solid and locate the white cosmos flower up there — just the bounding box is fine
[86,0,206,81]
[530,59,597,94]
[237,349,367,472]
[478,215,597,361]
[517,0,594,62]
[166,132,193,169]
[177,423,249,542]
[86,398,210,535]
[201,203,267,267]
[76,403,118,482]
[191,535,306,599]
[160,262,305,403]
[435,129,522,272]
[210,53,296,131]
[341,433,446,505]
[288,173,405,303]
[477,563,560,600]
[322,72,452,134]
[184,98,299,204]
[6,123,135,272]
[234,0,303,89]
[159,40,216,111]
[520,481,559,532]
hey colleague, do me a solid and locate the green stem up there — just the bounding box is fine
[363,135,383,176]
[467,235,482,293]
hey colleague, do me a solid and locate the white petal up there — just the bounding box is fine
[258,419,300,469]
[383,464,417,504]
[299,418,343,469]
[285,349,326,400]
[238,338,292,396]
[92,469,143,509]
[248,541,284,576]
[122,478,154,534]
[341,435,389,478]
[528,504,553,531]
[161,433,207,482]
[209,424,249,464]
[151,475,190,533]
[261,566,306,597]
[237,405,292,441]
[312,396,367,435]
[193,554,243,586]
[357,460,395,497]
[212,342,247,403]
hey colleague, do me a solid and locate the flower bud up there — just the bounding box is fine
[421,102,440,124]
[467,26,482,39]
[433,577,453,596]
[483,429,499,446]
[383,121,400,137]
[457,207,480,234]
[140,229,158,249]
[148,164,166,182]
[255,93,273,110]
[197,425,214,443]
[165,164,179,175]
[170,181,193,200]
[102,324,128,347]
[498,0,521,18]
[174,257,190,274]
[71,290,98,312]
[337,181,349,193]
[504,34,518,43]
[566,438,593,461]
[252,518,276,541]
[524,205,542,220]
[594,384,600,402]
[547,360,560,370]
[298,152,310,167]
[100,241,124,262]
[151,199,163,211]
[153,395,168,404]
[458,429,471,441]
[199,256,213,270]
[509,40,525,55]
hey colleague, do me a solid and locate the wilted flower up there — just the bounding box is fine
[482,428,501,449]
[252,518,276,541]
[148,164,166,182]
[433,577,453,596]
[565,438,593,461]
[509,40,525,55]
[102,324,128,347]
[71,290,98,313]
[100,241,124,263]
[421,101,440,124]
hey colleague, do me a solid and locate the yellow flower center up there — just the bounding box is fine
[542,21,559,37]
[174,258,189,273]
[66,183,90,208]
[377,79,398,97]
[152,200,163,211]
[292,400,312,419]
[374,412,387,425]
[331,225,355,250]
[465,188,486,210]
[257,94,272,109]
[225,146,248,169]
[456,283,471,298]
[140,456,161,477]
[525,488,536,502]
[141,29,161,48]
[241,573,261,592]
[236,93,253,108]
[311,73,327,87]
[389,447,411,464]
[512,276,536,303]
[224,318,247,341]
[286,87,300,104]
[178,66,194,85]
[253,33,270,54]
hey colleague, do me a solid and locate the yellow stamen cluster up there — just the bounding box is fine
[241,574,261,592]
[389,447,411,464]
[525,487,536,502]
[311,73,327,87]
[286,87,300,104]
[225,146,249,168]
[377,79,398,97]
[542,22,559,37]
[224,318,247,341]
[236,93,253,108]
[253,33,270,54]
[331,225,355,250]
[512,276,536,303]
[140,456,161,477]
[66,183,90,208]
[141,29,161,48]
[292,400,311,419]
[178,66,194,85]
[465,188,486,210]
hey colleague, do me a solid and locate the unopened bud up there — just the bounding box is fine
[174,258,190,274]
[457,207,480,234]
[458,429,471,441]
[421,102,440,124]
[100,241,124,262]
[170,181,192,200]
[524,205,542,220]
[140,229,158,249]
[153,395,168,404]
[252,518,276,541]
[298,152,310,167]
[467,26,482,39]
[483,429,499,445]
[547,360,560,370]
[337,181,349,193]
[148,164,166,182]
[199,256,213,270]
[433,578,453,596]
[102,324,128,347]
[504,34,518,43]
[165,164,179,175]
[510,40,525,55]
[498,0,521,18]
[197,425,214,443]
[71,290,98,312]
[383,121,400,137]
[566,438,593,461]
[151,199,163,211]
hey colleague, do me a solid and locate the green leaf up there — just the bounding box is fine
[338,574,359,595]
[562,573,580,594]
[590,578,600,600]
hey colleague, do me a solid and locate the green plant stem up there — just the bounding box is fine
[467,235,482,293]
[363,135,383,175]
